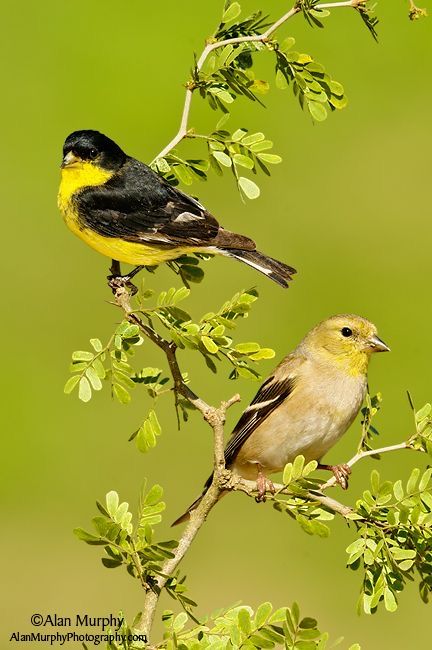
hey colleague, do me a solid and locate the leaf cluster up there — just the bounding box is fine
[153,127,282,201]
[195,42,268,112]
[142,285,275,380]
[65,284,272,393]
[409,401,432,454]
[358,392,382,453]
[159,601,360,650]
[273,455,335,537]
[152,0,353,200]
[65,284,273,456]
[205,128,281,200]
[74,485,196,615]
[152,154,210,188]
[346,463,432,613]
[82,612,146,650]
[130,409,162,454]
[64,322,144,404]
[354,1,379,40]
[297,0,332,29]
[270,401,432,613]
[274,38,347,122]
[216,3,270,41]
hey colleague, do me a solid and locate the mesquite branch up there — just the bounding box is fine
[152,0,360,162]
[319,441,417,490]
[137,400,240,638]
[221,440,419,519]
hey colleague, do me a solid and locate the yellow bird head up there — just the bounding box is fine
[302,314,390,375]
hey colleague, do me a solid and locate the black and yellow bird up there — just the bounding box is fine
[58,130,296,287]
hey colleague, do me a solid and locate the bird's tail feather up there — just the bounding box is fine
[172,475,226,526]
[171,493,205,527]
[221,248,296,288]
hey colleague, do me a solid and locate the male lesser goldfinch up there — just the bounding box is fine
[173,314,389,525]
[58,130,296,287]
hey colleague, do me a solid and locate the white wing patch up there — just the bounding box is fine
[244,397,280,413]
[142,232,171,243]
[174,211,205,223]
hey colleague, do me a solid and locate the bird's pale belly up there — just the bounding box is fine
[232,379,365,480]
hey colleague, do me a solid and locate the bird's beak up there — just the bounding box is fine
[368,334,390,353]
[61,151,80,168]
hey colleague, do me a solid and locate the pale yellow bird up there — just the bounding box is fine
[173,314,389,525]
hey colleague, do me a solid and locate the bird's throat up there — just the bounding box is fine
[58,162,114,209]
[341,351,369,377]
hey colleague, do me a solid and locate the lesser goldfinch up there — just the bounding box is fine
[58,130,296,287]
[173,314,389,525]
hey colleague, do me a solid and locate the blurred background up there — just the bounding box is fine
[1,1,431,647]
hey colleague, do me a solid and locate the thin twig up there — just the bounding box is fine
[319,441,413,490]
[318,0,355,8]
[152,1,356,162]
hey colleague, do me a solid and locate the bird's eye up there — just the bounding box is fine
[341,327,353,337]
[89,148,98,159]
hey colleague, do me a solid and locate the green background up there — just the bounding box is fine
[2,1,431,647]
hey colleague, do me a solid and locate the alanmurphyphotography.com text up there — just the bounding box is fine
[9,631,147,646]
[8,613,147,646]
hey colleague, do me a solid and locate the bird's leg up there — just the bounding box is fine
[110,259,121,276]
[126,265,144,279]
[318,463,351,490]
[255,468,275,503]
[107,260,143,296]
[255,471,267,502]
[108,260,144,281]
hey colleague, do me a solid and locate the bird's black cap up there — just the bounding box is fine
[63,130,127,170]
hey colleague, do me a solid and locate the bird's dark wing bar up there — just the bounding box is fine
[76,159,221,244]
[223,374,296,466]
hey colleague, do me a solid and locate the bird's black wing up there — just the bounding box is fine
[223,373,296,466]
[77,158,220,245]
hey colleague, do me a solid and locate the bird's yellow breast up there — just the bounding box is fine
[58,161,114,210]
[58,162,196,265]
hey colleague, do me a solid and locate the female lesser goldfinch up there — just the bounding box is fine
[173,314,389,525]
[58,130,296,287]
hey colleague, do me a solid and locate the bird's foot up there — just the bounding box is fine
[255,471,275,503]
[319,463,351,490]
[107,263,143,296]
[107,274,139,296]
